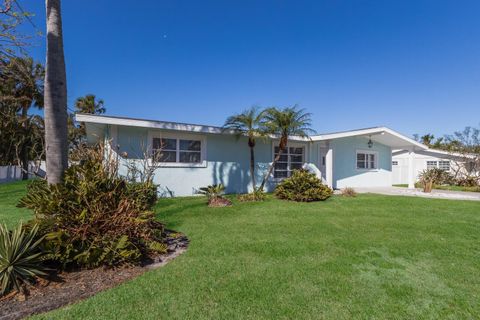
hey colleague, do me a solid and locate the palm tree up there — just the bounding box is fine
[4,57,44,179]
[223,107,266,192]
[74,94,106,137]
[420,134,435,147]
[74,94,106,114]
[258,106,315,191]
[44,0,68,184]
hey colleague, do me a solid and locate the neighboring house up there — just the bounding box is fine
[392,148,477,185]
[76,114,426,196]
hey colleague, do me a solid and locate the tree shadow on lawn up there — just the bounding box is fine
[154,197,207,231]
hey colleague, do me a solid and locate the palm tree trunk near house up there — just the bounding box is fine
[44,0,68,184]
[259,136,287,191]
[248,139,256,192]
[20,105,30,180]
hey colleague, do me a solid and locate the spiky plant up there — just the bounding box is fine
[197,184,225,201]
[0,223,47,296]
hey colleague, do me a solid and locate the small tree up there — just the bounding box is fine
[445,126,480,185]
[223,107,266,192]
[258,106,315,191]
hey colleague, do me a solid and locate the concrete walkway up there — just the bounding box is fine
[354,186,480,201]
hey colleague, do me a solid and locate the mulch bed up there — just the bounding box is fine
[0,230,189,320]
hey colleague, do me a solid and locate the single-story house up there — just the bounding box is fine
[392,148,478,185]
[76,113,427,196]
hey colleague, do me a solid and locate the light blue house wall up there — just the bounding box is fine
[105,124,393,196]
[331,136,392,188]
[112,125,294,196]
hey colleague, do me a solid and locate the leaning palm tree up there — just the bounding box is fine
[44,0,68,184]
[223,107,266,192]
[258,106,315,191]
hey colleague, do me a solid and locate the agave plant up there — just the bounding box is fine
[0,223,47,296]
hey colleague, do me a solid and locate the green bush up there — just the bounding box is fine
[18,144,165,269]
[274,169,333,202]
[126,181,158,211]
[0,223,47,296]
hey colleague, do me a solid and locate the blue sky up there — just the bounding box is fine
[23,0,480,138]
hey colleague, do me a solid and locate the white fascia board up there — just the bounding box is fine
[311,127,427,150]
[76,113,233,135]
[75,113,312,141]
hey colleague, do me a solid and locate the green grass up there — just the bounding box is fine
[0,180,33,228]
[1,182,480,319]
[393,183,480,192]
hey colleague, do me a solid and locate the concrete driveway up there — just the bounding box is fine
[354,186,480,201]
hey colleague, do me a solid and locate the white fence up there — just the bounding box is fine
[0,163,46,183]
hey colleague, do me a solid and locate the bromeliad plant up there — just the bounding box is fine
[0,223,47,297]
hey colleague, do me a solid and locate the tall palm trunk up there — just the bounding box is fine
[44,0,68,184]
[248,139,256,191]
[259,136,287,191]
[20,105,30,180]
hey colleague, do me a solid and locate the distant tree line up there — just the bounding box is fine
[0,56,106,178]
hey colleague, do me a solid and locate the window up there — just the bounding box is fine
[426,160,450,171]
[356,151,377,170]
[438,161,450,171]
[273,145,305,178]
[426,161,438,169]
[152,136,203,164]
[392,161,398,166]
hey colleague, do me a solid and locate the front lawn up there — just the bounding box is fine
[1,181,479,319]
[0,180,33,228]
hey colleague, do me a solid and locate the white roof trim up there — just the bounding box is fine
[311,126,427,150]
[76,114,426,148]
[394,147,476,159]
[77,113,230,134]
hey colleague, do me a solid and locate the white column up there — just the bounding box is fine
[407,149,415,189]
[326,145,333,188]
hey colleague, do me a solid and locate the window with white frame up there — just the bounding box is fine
[438,161,450,171]
[426,161,438,169]
[392,161,398,166]
[152,137,203,164]
[274,146,305,178]
[356,151,377,170]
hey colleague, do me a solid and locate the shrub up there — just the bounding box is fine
[274,169,333,202]
[455,176,479,187]
[0,223,47,296]
[341,187,357,197]
[418,168,447,193]
[18,144,165,269]
[237,189,267,202]
[126,181,158,211]
[197,184,225,201]
[197,184,232,207]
